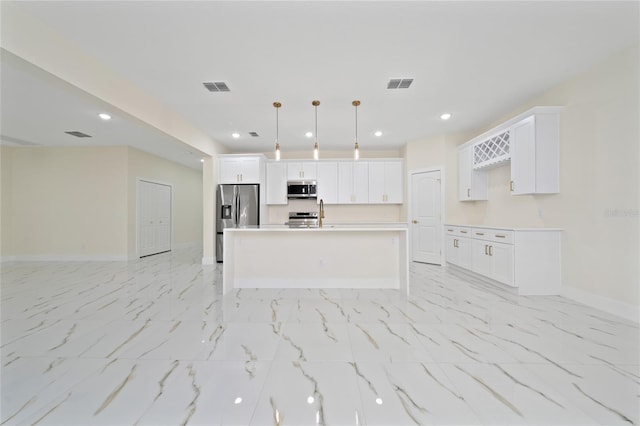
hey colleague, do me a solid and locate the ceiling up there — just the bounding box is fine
[1,1,639,166]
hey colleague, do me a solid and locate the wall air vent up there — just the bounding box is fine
[203,82,230,92]
[387,78,413,89]
[249,132,259,137]
[65,131,92,138]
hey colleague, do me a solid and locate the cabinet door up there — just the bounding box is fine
[491,242,515,286]
[239,157,261,183]
[317,162,338,204]
[266,162,288,205]
[368,162,386,203]
[445,235,459,266]
[458,147,472,201]
[219,158,240,183]
[472,239,492,277]
[337,162,353,204]
[301,162,317,180]
[510,116,536,195]
[352,162,369,203]
[385,161,403,203]
[457,236,472,270]
[287,162,302,180]
[458,146,487,201]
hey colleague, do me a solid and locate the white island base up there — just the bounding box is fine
[222,226,409,295]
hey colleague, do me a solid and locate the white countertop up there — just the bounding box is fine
[226,223,408,232]
[445,223,563,231]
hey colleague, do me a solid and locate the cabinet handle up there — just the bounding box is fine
[495,234,506,238]
[454,239,458,248]
[488,245,493,256]
[447,229,454,232]
[476,232,484,236]
[510,181,514,191]
[467,188,471,197]
[460,231,468,234]
[484,245,489,255]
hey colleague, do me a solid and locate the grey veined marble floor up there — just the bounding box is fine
[1,248,638,426]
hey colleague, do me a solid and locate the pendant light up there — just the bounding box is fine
[312,100,320,160]
[273,102,281,161]
[352,100,361,160]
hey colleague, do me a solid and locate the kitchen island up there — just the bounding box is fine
[222,224,409,295]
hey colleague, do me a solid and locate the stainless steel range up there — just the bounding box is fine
[287,211,319,228]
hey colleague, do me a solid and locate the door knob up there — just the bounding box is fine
[412,220,418,224]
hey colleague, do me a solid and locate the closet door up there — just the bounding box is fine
[139,180,172,257]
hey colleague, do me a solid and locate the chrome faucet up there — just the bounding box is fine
[319,198,325,228]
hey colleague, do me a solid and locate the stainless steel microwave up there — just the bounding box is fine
[287,180,317,199]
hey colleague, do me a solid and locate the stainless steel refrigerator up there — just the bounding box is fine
[216,184,260,262]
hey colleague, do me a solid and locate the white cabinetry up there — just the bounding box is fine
[266,162,288,205]
[470,228,514,287]
[458,146,488,201]
[369,161,403,204]
[287,162,317,180]
[445,226,472,269]
[219,155,262,184]
[445,224,561,295]
[510,111,560,195]
[316,162,338,204]
[338,161,369,204]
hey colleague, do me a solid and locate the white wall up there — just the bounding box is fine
[404,44,640,319]
[0,145,203,260]
[1,146,129,259]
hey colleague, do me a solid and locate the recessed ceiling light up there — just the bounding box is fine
[98,113,111,120]
[374,131,382,137]
[305,132,313,138]
[232,132,240,139]
[440,113,452,120]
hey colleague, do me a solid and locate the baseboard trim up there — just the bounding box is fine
[3,254,129,262]
[562,286,639,324]
[173,241,202,250]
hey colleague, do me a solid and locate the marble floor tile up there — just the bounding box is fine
[1,247,638,425]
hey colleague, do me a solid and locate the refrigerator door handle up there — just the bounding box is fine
[235,193,240,226]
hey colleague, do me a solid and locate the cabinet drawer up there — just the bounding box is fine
[490,230,514,244]
[471,228,492,241]
[458,227,472,237]
[445,226,458,236]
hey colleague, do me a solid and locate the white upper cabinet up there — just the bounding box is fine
[266,162,288,205]
[368,160,403,204]
[287,162,317,180]
[510,110,560,195]
[458,146,488,201]
[458,106,561,199]
[316,162,338,204]
[218,155,262,184]
[338,161,369,204]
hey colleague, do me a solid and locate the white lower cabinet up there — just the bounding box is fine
[445,225,561,295]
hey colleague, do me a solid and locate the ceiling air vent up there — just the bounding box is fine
[249,132,259,137]
[203,82,230,92]
[65,131,92,138]
[387,78,413,89]
[0,134,39,146]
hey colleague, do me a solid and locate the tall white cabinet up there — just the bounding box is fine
[338,161,369,204]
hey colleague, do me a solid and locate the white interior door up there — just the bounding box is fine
[139,180,172,257]
[411,170,442,264]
